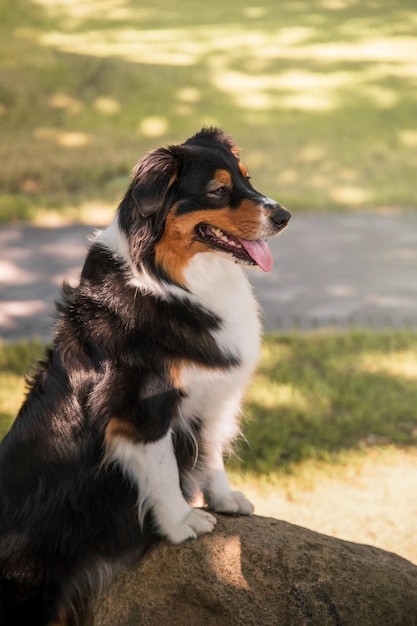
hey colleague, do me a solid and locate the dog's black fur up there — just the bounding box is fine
[0,128,290,625]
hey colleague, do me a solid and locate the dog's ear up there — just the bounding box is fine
[131,147,178,218]
[185,127,240,159]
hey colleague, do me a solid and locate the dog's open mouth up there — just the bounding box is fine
[196,224,273,272]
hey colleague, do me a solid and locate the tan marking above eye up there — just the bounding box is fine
[207,169,232,193]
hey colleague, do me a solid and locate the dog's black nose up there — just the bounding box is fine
[267,203,291,229]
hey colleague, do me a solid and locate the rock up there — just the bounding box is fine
[95,515,417,626]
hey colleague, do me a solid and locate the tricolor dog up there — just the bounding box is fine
[0,128,290,625]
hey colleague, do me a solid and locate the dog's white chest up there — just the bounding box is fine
[179,254,261,423]
[184,253,261,363]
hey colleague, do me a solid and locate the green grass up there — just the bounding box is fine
[2,331,417,478]
[236,330,417,476]
[0,340,44,439]
[1,0,417,222]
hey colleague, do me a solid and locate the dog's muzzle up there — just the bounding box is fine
[263,199,291,232]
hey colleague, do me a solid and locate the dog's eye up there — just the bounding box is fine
[209,185,230,197]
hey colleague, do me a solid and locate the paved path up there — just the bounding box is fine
[1,212,417,342]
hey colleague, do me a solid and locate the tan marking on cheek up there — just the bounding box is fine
[209,202,263,239]
[154,201,264,285]
[154,209,207,286]
[233,199,264,236]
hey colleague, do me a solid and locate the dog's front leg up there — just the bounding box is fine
[203,446,254,517]
[110,429,216,544]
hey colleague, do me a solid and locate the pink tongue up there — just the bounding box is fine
[239,238,273,272]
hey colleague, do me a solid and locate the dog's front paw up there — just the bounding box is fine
[209,490,254,516]
[164,508,217,545]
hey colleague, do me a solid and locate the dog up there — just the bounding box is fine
[0,127,290,625]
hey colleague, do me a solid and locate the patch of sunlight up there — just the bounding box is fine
[321,0,351,9]
[339,168,358,182]
[242,6,268,19]
[363,85,399,108]
[33,0,157,24]
[265,37,417,65]
[38,20,417,68]
[399,130,417,147]
[0,261,33,286]
[210,66,341,111]
[277,169,299,185]
[259,341,293,368]
[270,26,315,47]
[280,93,334,111]
[330,185,368,206]
[308,173,331,189]
[93,97,121,115]
[40,29,208,66]
[242,93,272,110]
[176,87,201,104]
[48,93,83,114]
[76,202,115,225]
[298,145,327,163]
[210,63,399,112]
[0,374,26,415]
[359,352,417,381]
[34,201,115,227]
[137,116,168,138]
[278,70,347,91]
[34,127,93,147]
[57,132,92,147]
[367,62,417,81]
[250,381,309,412]
[207,535,249,590]
[38,24,417,113]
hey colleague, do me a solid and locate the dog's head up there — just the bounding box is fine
[117,127,290,286]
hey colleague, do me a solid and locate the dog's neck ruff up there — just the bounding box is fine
[94,218,258,313]
[94,218,261,365]
[94,219,188,301]
[94,217,261,368]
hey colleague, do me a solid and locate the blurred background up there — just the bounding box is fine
[1,0,416,221]
[1,0,417,564]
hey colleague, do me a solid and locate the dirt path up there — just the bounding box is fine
[239,448,417,565]
[3,212,417,341]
